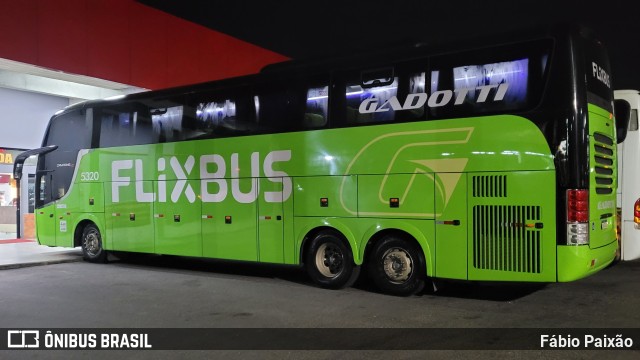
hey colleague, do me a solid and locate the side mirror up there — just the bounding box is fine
[12,145,58,180]
[614,99,631,143]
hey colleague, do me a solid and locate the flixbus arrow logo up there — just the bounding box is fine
[340,127,473,217]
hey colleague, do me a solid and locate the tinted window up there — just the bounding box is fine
[190,88,255,138]
[152,105,185,142]
[254,82,305,132]
[339,64,427,125]
[148,96,202,142]
[346,76,399,124]
[46,109,92,149]
[254,76,329,132]
[98,103,153,147]
[305,85,329,128]
[429,40,550,119]
[40,109,91,203]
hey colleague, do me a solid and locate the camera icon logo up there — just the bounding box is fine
[7,330,40,348]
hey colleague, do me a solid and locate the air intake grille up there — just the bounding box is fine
[593,132,614,195]
[473,205,541,273]
[472,175,507,198]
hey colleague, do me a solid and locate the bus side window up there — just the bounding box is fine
[98,103,153,147]
[429,59,530,119]
[151,106,183,142]
[335,64,430,126]
[304,85,329,129]
[254,83,305,133]
[396,70,427,121]
[197,99,238,136]
[142,96,186,143]
[428,40,550,119]
[99,108,132,147]
[345,76,399,124]
[192,89,253,138]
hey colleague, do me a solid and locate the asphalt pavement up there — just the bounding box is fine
[0,252,638,359]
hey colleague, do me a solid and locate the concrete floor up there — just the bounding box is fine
[0,223,17,239]
[0,240,81,269]
[0,253,639,359]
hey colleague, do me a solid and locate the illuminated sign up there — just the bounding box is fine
[0,148,31,166]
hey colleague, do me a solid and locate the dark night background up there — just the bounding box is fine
[138,0,640,90]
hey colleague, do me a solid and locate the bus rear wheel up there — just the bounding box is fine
[305,231,360,289]
[368,235,425,296]
[81,224,107,263]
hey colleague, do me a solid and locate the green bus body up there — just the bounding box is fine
[36,110,616,282]
[28,26,622,293]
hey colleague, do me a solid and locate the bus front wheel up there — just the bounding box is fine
[81,224,107,263]
[368,235,425,296]
[305,231,360,289]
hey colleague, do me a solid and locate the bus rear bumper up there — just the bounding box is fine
[556,241,617,282]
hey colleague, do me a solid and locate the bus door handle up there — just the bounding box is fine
[436,220,460,226]
[259,215,283,221]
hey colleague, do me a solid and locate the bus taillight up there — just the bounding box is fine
[567,189,589,245]
[634,198,640,225]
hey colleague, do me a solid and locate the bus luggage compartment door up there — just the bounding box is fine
[257,177,285,263]
[154,179,202,257]
[106,180,155,253]
[202,178,258,261]
[435,173,467,280]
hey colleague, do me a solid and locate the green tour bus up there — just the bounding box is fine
[14,25,630,296]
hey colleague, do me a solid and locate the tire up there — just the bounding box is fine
[81,223,107,263]
[368,235,425,296]
[305,231,360,289]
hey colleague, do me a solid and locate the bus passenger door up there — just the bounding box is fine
[258,177,284,263]
[35,204,56,246]
[435,173,468,280]
[34,171,56,246]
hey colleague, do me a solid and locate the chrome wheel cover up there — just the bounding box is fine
[83,229,101,257]
[315,243,344,278]
[381,247,413,283]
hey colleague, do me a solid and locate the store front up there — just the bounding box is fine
[0,148,36,239]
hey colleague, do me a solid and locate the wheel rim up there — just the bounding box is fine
[315,243,344,278]
[381,247,413,284]
[83,229,101,257]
